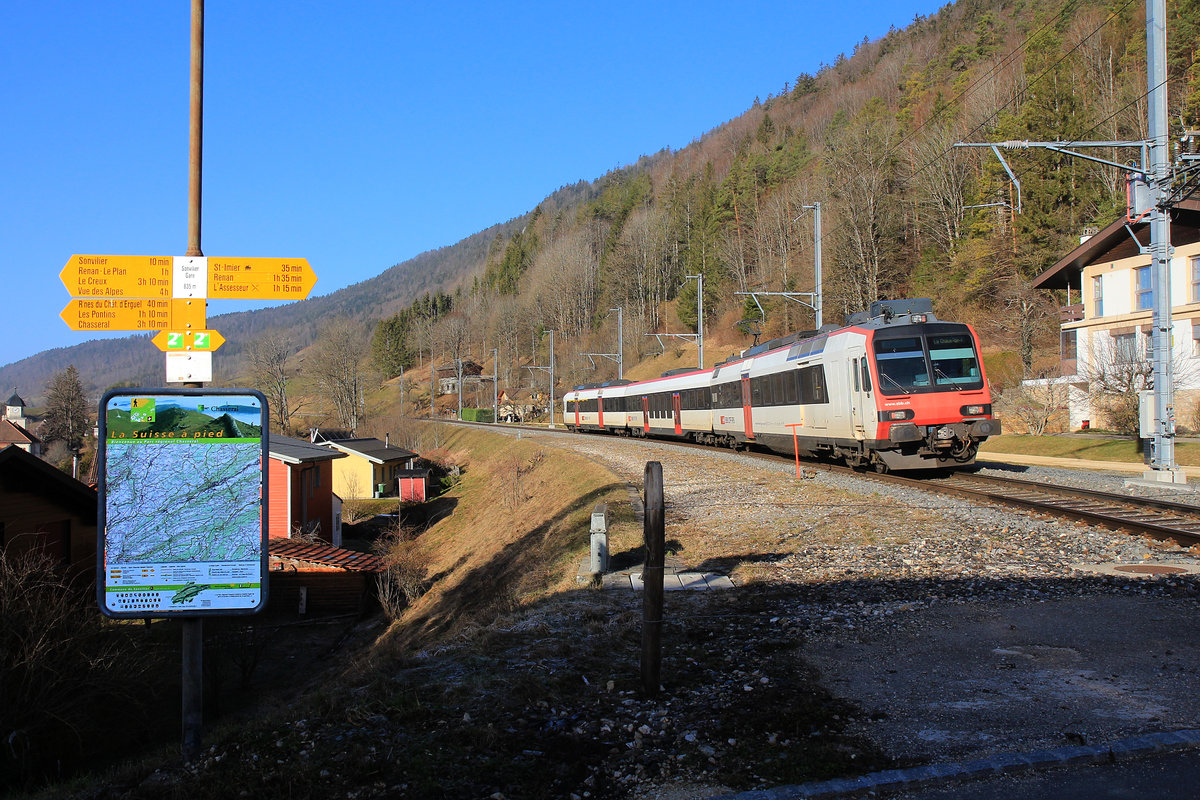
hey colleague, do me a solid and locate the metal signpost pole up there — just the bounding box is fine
[492,348,498,423]
[182,0,205,761]
[549,330,556,428]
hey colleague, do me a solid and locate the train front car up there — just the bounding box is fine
[859,300,1000,471]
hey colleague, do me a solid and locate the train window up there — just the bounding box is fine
[861,359,872,393]
[853,359,861,393]
[874,336,928,393]
[751,378,762,407]
[785,371,798,405]
[798,365,829,404]
[928,333,982,387]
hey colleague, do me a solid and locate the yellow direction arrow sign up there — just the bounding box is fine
[151,329,225,352]
[60,298,206,332]
[207,257,316,299]
[60,255,173,298]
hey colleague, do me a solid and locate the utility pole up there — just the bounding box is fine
[491,348,498,423]
[686,274,704,368]
[803,202,822,328]
[524,329,557,427]
[614,306,623,379]
[583,307,624,379]
[456,358,463,419]
[955,0,1183,484]
[1144,0,1177,481]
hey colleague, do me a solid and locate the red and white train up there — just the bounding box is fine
[563,299,1000,472]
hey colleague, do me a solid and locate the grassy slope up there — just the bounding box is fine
[980,434,1200,466]
[375,424,631,653]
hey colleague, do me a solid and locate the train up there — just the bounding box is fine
[563,299,1000,472]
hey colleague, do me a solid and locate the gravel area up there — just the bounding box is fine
[512,429,1200,793]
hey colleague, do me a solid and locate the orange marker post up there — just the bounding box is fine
[785,422,804,479]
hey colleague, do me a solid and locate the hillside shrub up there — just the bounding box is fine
[0,553,161,789]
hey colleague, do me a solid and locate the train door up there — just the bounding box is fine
[740,376,754,440]
[574,398,580,428]
[597,393,605,428]
[641,396,650,433]
[848,350,870,439]
[672,393,682,435]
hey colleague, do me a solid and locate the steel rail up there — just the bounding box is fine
[451,420,1200,546]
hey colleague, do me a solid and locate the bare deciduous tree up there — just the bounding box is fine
[307,318,369,431]
[246,331,301,434]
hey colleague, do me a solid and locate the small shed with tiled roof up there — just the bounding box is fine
[267,538,385,616]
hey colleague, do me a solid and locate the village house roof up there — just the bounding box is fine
[0,443,94,510]
[0,419,40,448]
[1032,198,1200,290]
[268,434,347,464]
[323,437,417,465]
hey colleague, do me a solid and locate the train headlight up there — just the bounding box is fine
[935,425,956,440]
[879,409,915,421]
[911,313,928,323]
[960,404,991,416]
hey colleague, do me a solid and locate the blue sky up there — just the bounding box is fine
[1,1,946,370]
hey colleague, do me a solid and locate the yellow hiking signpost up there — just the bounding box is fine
[59,255,315,372]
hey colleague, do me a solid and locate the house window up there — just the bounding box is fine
[1113,332,1138,363]
[1062,329,1077,363]
[1136,266,1153,310]
[1093,276,1103,317]
[1142,329,1154,359]
[1193,257,1200,302]
[1193,323,1200,357]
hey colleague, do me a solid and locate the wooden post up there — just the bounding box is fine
[182,618,203,760]
[641,461,664,697]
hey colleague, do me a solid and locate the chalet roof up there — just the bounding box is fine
[1031,198,1200,290]
[0,419,40,446]
[324,437,417,464]
[0,444,96,514]
[268,538,385,573]
[268,434,347,465]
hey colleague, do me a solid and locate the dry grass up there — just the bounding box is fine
[372,424,630,656]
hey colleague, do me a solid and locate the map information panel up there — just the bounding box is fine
[98,389,268,617]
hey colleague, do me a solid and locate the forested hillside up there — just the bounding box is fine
[6,0,1199,416]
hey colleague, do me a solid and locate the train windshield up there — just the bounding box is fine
[873,328,983,395]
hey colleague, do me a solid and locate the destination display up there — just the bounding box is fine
[97,389,269,617]
[60,254,173,299]
[207,257,316,299]
[60,298,207,332]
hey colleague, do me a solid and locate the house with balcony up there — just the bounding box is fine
[1031,198,1200,430]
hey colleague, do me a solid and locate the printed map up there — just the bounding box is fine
[105,440,261,563]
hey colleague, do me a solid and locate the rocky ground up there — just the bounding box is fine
[54,431,1200,800]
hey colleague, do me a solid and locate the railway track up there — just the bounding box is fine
[862,468,1200,548]
[455,420,1200,547]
